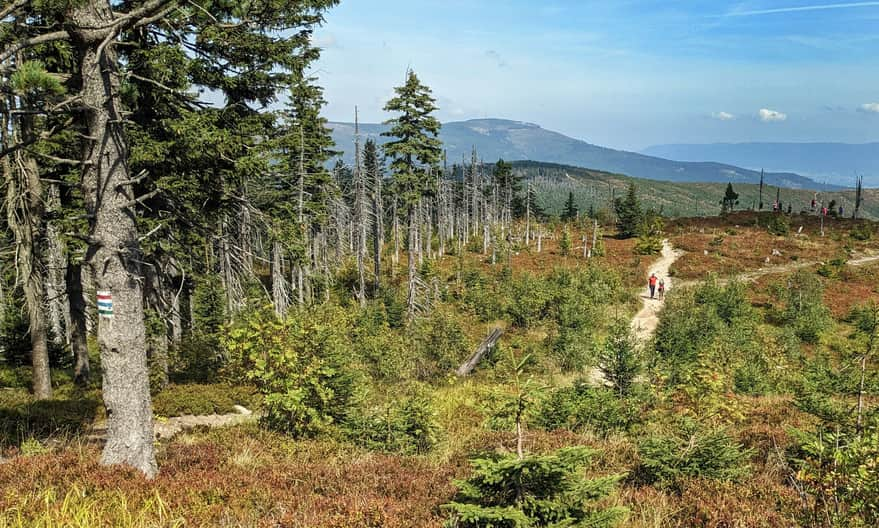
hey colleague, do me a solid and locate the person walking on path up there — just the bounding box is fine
[648,273,658,299]
[658,278,665,300]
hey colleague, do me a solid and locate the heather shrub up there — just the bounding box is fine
[151,384,259,417]
[0,394,102,448]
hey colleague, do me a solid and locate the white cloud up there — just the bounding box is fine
[712,111,736,121]
[759,108,787,122]
[860,102,879,113]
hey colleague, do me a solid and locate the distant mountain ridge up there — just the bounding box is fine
[328,118,838,190]
[642,142,879,187]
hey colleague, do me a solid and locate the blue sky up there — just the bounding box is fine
[313,1,879,151]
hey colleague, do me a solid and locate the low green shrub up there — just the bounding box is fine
[410,308,470,381]
[635,420,754,491]
[792,426,879,527]
[223,306,359,438]
[850,223,873,241]
[0,393,102,448]
[169,335,224,384]
[345,394,439,455]
[767,214,790,236]
[151,383,259,417]
[443,447,627,527]
[532,381,642,436]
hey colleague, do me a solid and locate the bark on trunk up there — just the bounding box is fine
[69,0,156,477]
[45,183,68,346]
[372,180,383,293]
[66,260,90,386]
[271,240,288,317]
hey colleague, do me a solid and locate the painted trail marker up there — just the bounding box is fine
[97,291,114,318]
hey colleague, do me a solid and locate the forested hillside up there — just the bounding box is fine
[2,2,879,528]
[515,161,879,220]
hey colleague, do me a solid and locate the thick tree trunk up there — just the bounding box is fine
[69,0,156,477]
[66,260,90,386]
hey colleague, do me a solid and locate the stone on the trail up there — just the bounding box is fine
[771,249,782,257]
[703,250,708,255]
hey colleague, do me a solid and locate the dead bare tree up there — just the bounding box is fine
[2,82,52,399]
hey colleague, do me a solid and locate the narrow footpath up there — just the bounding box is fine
[631,240,684,342]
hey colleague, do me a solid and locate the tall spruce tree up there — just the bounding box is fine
[381,70,442,317]
[721,182,739,214]
[614,183,643,239]
[562,191,578,221]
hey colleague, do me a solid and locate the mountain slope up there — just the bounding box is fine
[642,142,879,187]
[512,161,877,220]
[329,119,833,189]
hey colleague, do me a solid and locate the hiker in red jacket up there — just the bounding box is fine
[648,273,658,299]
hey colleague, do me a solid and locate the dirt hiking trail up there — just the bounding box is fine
[631,240,684,342]
[586,240,682,386]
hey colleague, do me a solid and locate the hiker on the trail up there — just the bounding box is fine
[648,273,658,299]
[839,206,844,217]
[822,206,828,216]
[658,279,666,300]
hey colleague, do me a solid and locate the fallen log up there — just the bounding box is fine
[456,327,504,376]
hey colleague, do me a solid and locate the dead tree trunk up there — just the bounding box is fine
[406,205,418,319]
[525,182,531,246]
[3,82,52,400]
[456,327,504,376]
[371,156,383,294]
[271,240,288,317]
[70,0,156,477]
[392,198,400,277]
[353,116,367,306]
[45,183,68,346]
